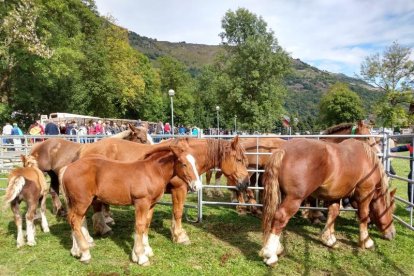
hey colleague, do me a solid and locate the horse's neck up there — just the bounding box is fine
[189,139,221,174]
[146,153,176,185]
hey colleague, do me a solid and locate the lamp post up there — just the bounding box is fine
[216,106,220,135]
[168,89,175,137]
[234,115,237,134]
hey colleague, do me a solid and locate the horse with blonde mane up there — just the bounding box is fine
[4,155,50,248]
[59,139,202,265]
[260,138,396,266]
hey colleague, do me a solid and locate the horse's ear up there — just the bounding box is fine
[357,120,364,128]
[20,155,26,164]
[170,144,184,157]
[390,188,397,197]
[231,135,240,149]
[128,123,137,131]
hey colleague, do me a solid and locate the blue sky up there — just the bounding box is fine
[95,0,414,77]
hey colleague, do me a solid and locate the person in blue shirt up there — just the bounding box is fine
[391,142,413,211]
[11,123,23,151]
[191,127,199,136]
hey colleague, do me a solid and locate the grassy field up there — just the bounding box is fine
[0,156,413,276]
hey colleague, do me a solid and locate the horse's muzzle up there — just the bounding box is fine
[383,225,396,240]
[236,176,250,191]
[188,180,202,193]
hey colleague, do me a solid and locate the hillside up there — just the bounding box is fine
[128,31,383,118]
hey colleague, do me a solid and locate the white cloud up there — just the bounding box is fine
[95,0,414,77]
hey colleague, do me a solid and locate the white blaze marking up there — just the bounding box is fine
[186,154,202,191]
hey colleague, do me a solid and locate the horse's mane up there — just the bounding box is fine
[206,139,246,168]
[362,142,390,204]
[322,123,354,135]
[110,129,132,139]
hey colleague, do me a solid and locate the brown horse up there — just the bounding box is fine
[60,139,202,265]
[31,135,249,243]
[260,138,396,266]
[29,124,152,215]
[4,155,50,248]
[85,137,249,243]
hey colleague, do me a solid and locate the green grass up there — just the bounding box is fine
[0,156,413,276]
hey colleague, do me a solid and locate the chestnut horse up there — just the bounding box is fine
[29,123,152,216]
[31,136,249,243]
[4,155,50,248]
[60,140,202,265]
[260,138,396,266]
[230,120,376,217]
[85,137,249,244]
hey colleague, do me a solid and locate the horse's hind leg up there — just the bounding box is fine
[102,204,115,225]
[320,200,340,248]
[69,211,91,263]
[91,200,112,236]
[49,171,65,216]
[26,199,38,246]
[261,196,302,266]
[11,201,24,248]
[39,194,50,233]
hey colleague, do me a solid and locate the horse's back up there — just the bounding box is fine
[276,138,377,199]
[30,138,81,172]
[80,138,152,161]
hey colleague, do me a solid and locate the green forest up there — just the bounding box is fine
[1,0,412,132]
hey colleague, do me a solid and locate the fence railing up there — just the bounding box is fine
[0,133,412,230]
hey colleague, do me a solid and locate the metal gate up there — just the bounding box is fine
[0,133,412,230]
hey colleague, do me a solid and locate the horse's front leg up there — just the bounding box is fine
[320,200,340,247]
[143,207,155,257]
[132,199,150,266]
[260,196,302,266]
[205,170,213,198]
[213,171,224,197]
[11,201,24,248]
[357,195,375,249]
[170,179,191,245]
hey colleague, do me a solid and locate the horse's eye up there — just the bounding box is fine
[182,163,187,167]
[237,159,242,163]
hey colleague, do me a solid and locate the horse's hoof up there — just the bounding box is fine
[80,258,91,264]
[43,227,50,233]
[27,240,36,247]
[140,260,151,267]
[16,242,25,248]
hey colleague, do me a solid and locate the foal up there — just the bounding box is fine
[4,155,49,248]
[60,140,202,265]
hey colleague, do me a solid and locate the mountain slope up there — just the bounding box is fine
[128,31,383,118]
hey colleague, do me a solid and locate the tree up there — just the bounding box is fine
[157,56,196,126]
[360,42,414,92]
[360,42,414,127]
[199,8,290,132]
[319,83,365,126]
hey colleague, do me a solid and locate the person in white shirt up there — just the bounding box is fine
[2,122,13,150]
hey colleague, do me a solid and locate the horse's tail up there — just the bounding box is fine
[4,175,26,205]
[58,166,70,208]
[262,149,285,243]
